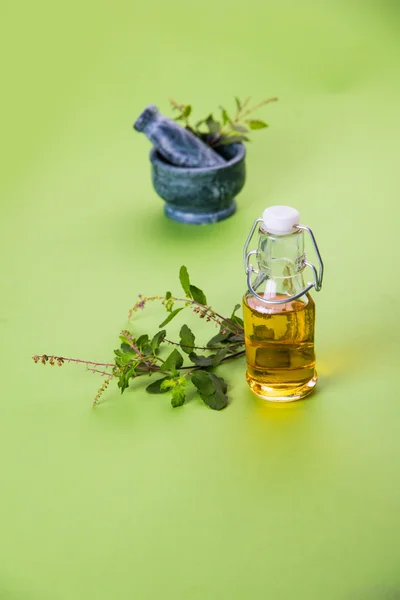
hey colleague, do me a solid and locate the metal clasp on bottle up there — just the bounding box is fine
[243,218,324,305]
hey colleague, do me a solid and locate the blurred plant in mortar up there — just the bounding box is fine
[133,97,278,224]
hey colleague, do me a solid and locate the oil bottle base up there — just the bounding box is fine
[246,373,318,402]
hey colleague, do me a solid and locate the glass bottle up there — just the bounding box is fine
[133,104,225,168]
[242,206,324,402]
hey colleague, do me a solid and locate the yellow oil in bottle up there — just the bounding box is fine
[243,293,317,401]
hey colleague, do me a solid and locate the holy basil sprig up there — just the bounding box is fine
[33,266,245,410]
[169,96,278,147]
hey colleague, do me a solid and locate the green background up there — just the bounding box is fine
[1,0,400,598]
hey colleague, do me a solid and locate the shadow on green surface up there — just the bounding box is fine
[355,588,400,600]
[0,586,38,600]
[132,204,237,244]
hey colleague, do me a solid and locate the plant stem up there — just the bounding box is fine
[211,96,278,145]
[240,96,278,120]
[88,367,115,376]
[127,295,164,320]
[219,349,246,363]
[171,297,244,334]
[164,338,241,350]
[63,357,115,368]
[165,338,244,351]
[32,355,114,368]
[129,294,240,332]
[241,96,251,112]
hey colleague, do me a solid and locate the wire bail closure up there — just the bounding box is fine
[243,218,324,305]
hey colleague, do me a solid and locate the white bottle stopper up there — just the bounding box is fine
[262,205,300,235]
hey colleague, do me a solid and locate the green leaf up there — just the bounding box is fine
[220,106,230,125]
[136,334,153,356]
[114,350,133,365]
[230,304,244,328]
[118,376,130,394]
[125,365,137,380]
[182,105,192,118]
[165,291,174,312]
[200,373,228,410]
[161,349,184,371]
[119,334,134,348]
[179,265,191,297]
[146,376,171,394]
[191,370,215,396]
[179,324,196,354]
[118,363,138,394]
[218,135,250,145]
[120,342,135,354]
[227,334,245,343]
[192,371,228,410]
[235,96,241,112]
[171,384,186,407]
[246,119,269,130]
[207,330,231,347]
[211,347,228,366]
[160,378,176,391]
[189,346,227,367]
[151,330,166,352]
[136,334,148,349]
[199,392,227,410]
[232,124,249,133]
[159,307,184,328]
[205,114,221,134]
[189,285,207,305]
[210,373,228,394]
[188,352,215,367]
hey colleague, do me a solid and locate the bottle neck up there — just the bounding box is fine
[258,229,305,275]
[254,229,306,301]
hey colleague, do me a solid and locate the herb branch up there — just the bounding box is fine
[169,96,278,147]
[33,266,245,411]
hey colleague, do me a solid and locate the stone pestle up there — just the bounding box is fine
[133,104,225,168]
